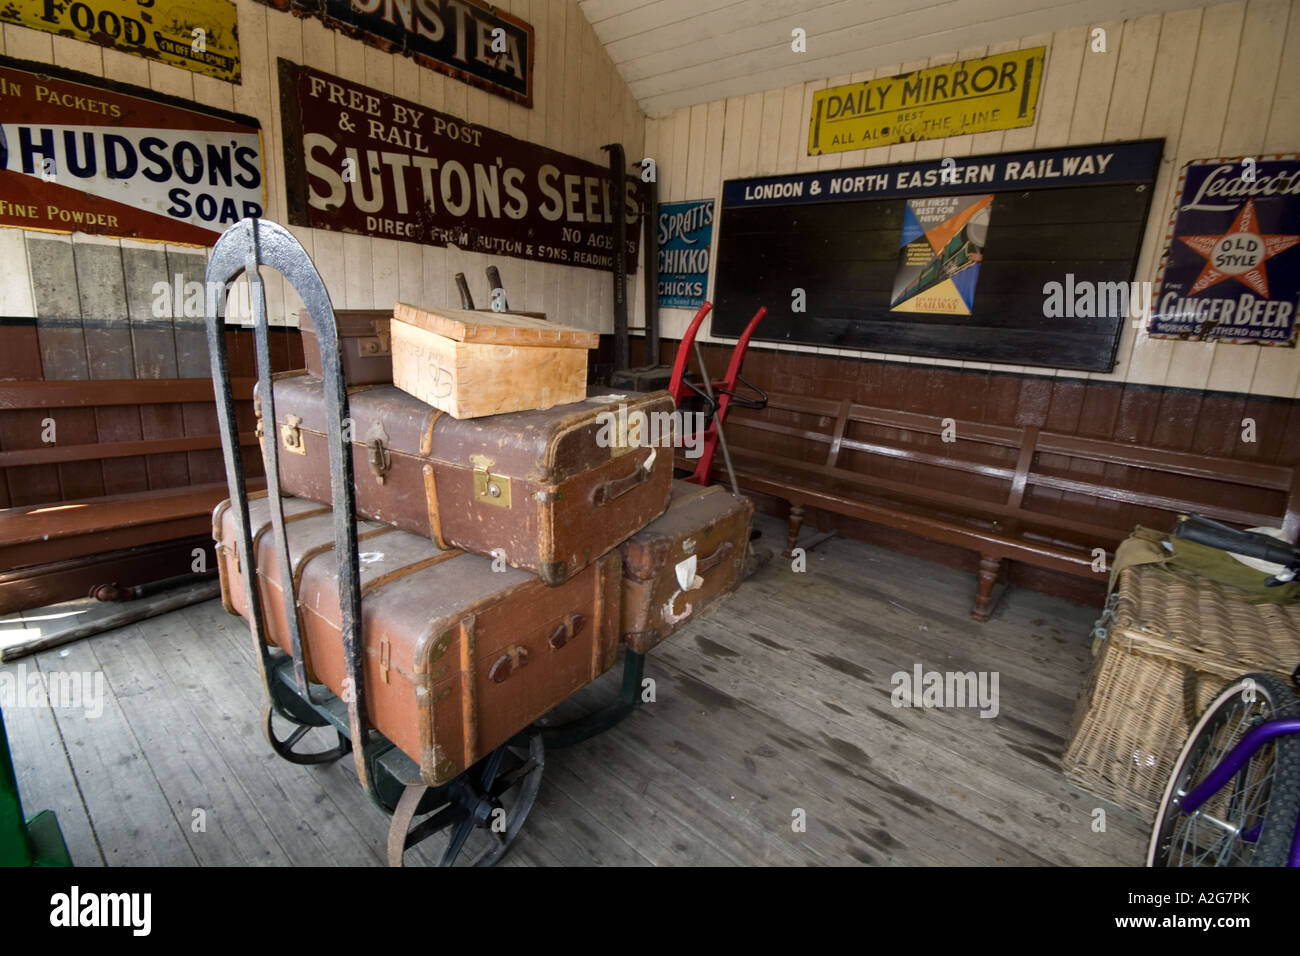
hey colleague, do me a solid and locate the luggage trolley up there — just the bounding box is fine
[205,219,645,866]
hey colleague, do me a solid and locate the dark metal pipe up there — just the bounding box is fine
[91,570,215,602]
[485,266,507,311]
[603,143,629,373]
[454,272,475,310]
[642,174,660,364]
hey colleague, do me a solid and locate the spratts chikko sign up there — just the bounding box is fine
[808,47,1045,155]
[0,57,264,246]
[1150,156,1300,346]
[278,59,639,274]
[0,0,241,82]
[657,199,713,309]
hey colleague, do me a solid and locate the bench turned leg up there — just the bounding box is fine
[972,555,1004,622]
[783,504,805,558]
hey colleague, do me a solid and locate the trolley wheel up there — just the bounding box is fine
[262,702,352,766]
[387,729,545,867]
[1148,672,1300,867]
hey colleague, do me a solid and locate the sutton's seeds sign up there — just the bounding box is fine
[278,59,638,273]
[0,0,241,82]
[808,47,1045,155]
[0,57,264,245]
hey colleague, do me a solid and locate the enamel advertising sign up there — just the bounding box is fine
[0,57,264,246]
[808,47,1044,155]
[1149,156,1299,345]
[658,199,713,309]
[278,59,639,274]
[0,0,241,82]
[258,0,532,106]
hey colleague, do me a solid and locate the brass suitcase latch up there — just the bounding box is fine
[366,422,391,484]
[471,455,511,509]
[280,414,307,455]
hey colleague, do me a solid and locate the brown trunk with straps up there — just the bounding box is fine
[299,309,395,386]
[260,373,675,585]
[619,481,754,653]
[214,494,621,786]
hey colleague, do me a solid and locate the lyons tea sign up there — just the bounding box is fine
[279,59,639,274]
[259,0,533,106]
[0,57,264,245]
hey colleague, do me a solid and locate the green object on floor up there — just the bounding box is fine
[0,704,72,867]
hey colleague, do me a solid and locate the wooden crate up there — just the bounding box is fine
[391,303,596,419]
[1062,565,1300,817]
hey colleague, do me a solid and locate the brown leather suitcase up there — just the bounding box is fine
[214,493,621,786]
[261,373,676,585]
[619,481,753,653]
[299,309,394,385]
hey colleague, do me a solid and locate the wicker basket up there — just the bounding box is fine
[1063,565,1300,817]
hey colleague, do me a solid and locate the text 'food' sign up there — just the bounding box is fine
[278,59,639,274]
[260,0,532,106]
[1150,156,1299,346]
[0,57,264,246]
[0,0,241,82]
[808,47,1045,155]
[658,199,713,309]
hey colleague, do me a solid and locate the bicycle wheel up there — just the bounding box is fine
[1148,672,1300,867]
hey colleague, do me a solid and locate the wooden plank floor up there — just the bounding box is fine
[2,513,1148,866]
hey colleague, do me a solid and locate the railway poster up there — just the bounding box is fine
[890,194,993,315]
[1149,156,1299,346]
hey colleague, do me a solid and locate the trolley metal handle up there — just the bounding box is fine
[206,217,375,794]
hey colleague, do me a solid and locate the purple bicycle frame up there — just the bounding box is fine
[1179,717,1300,866]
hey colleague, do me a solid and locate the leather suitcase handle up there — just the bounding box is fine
[592,454,653,506]
[696,540,735,575]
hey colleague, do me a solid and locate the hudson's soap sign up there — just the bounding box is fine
[260,0,532,106]
[279,60,638,272]
[0,57,264,246]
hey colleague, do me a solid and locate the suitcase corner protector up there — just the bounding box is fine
[538,561,568,586]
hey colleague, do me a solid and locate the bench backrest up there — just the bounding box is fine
[0,377,261,507]
[726,391,1300,544]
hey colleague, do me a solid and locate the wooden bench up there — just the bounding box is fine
[689,391,1300,621]
[0,377,262,612]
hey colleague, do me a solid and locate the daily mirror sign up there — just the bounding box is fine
[279,59,639,274]
[0,57,264,246]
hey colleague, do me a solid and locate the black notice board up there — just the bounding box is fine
[712,140,1163,371]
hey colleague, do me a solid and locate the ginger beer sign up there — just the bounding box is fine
[1150,156,1299,345]
[808,47,1045,155]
